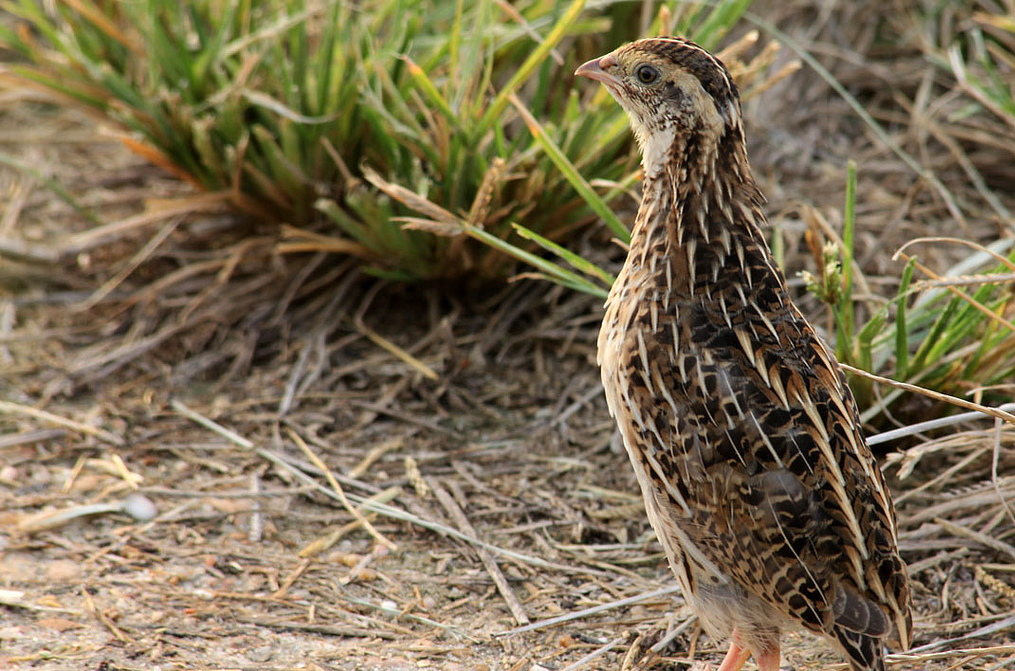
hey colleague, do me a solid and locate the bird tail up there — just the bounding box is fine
[835,628,886,671]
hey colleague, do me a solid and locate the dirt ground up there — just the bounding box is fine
[3,3,1015,670]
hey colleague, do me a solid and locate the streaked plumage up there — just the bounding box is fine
[577,37,912,671]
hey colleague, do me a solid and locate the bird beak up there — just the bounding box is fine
[574,54,621,86]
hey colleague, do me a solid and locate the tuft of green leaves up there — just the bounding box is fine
[939,4,1015,133]
[803,163,1015,416]
[0,0,624,281]
[400,7,793,296]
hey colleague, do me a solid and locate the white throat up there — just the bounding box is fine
[636,123,677,180]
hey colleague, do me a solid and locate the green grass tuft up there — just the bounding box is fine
[0,0,632,281]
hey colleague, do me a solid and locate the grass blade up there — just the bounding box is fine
[476,0,586,137]
[512,223,614,288]
[895,257,917,379]
[509,93,629,242]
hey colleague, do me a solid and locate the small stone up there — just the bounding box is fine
[123,493,157,521]
[46,560,82,582]
[246,646,273,663]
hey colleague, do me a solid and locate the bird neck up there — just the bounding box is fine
[625,130,772,298]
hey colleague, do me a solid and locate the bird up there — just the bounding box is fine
[576,37,912,671]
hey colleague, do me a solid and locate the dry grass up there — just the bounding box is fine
[3,2,1015,670]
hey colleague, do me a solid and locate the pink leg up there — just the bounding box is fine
[716,631,752,671]
[755,646,781,671]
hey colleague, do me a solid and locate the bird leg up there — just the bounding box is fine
[715,631,781,671]
[716,632,751,671]
[755,647,781,671]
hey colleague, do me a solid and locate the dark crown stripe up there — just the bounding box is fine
[633,36,739,112]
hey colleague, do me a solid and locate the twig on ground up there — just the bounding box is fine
[274,557,312,599]
[558,635,627,671]
[349,439,403,479]
[287,426,398,552]
[82,587,135,645]
[0,400,123,445]
[868,403,1015,446]
[497,585,683,636]
[246,440,595,573]
[932,518,1015,564]
[992,418,1015,529]
[234,616,398,639]
[907,620,1015,654]
[299,486,402,558]
[248,471,264,542]
[839,365,1015,425]
[429,477,530,625]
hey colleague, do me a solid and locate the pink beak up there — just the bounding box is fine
[574,54,621,86]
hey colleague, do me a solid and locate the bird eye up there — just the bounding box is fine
[635,64,659,85]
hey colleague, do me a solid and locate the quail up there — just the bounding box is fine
[577,37,912,671]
